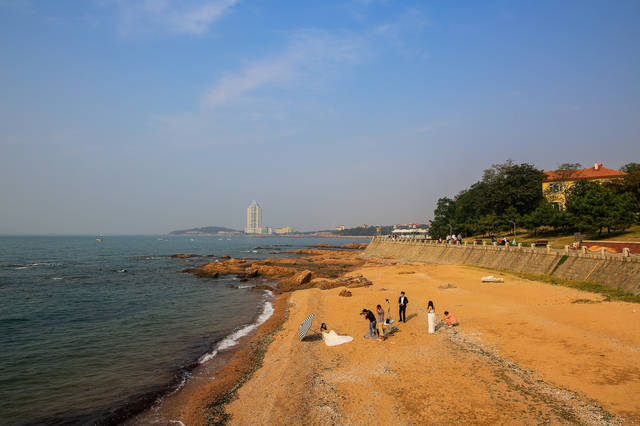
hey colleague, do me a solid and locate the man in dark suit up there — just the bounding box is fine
[398,291,408,322]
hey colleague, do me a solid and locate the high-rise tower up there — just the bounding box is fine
[245,200,262,234]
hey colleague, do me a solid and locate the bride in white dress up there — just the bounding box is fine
[319,323,353,346]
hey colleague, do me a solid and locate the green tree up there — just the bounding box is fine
[429,197,456,238]
[620,163,640,173]
[566,181,637,236]
[616,166,640,212]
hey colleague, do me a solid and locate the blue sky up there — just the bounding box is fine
[1,0,639,234]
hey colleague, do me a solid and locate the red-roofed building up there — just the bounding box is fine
[542,162,626,209]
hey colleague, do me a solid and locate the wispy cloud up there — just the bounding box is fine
[105,0,238,36]
[203,30,365,107]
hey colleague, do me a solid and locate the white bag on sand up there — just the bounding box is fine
[322,330,353,346]
[481,275,504,283]
[427,312,436,334]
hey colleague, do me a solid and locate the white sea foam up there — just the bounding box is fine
[198,291,274,364]
[12,262,60,269]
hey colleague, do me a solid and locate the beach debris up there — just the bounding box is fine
[298,313,315,341]
[338,289,352,297]
[438,282,457,289]
[481,275,504,283]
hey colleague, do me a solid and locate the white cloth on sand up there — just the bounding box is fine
[322,330,353,346]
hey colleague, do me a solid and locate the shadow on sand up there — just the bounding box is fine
[404,313,418,323]
[302,333,323,342]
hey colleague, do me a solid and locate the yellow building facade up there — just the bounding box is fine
[542,163,626,209]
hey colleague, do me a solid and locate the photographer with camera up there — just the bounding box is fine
[360,308,378,339]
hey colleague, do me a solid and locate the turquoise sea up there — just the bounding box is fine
[0,235,363,425]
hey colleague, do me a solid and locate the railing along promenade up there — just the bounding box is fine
[370,235,640,263]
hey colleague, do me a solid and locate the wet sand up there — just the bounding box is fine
[224,261,640,424]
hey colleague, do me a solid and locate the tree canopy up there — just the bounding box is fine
[429,160,544,237]
[428,160,639,239]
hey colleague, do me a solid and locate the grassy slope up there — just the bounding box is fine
[468,265,640,304]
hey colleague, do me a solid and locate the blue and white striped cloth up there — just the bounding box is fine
[298,313,314,341]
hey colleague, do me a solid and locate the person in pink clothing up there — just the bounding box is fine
[442,311,458,326]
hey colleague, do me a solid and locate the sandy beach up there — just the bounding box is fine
[142,248,640,424]
[223,259,639,424]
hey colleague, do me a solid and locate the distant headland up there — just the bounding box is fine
[168,226,242,236]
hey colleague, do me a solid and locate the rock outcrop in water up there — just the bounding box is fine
[182,249,367,293]
[315,243,369,249]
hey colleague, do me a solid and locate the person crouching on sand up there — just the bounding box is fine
[442,311,458,326]
[361,308,378,339]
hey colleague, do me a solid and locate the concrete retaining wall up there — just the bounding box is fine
[363,238,640,295]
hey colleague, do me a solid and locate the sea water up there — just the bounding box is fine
[0,235,363,425]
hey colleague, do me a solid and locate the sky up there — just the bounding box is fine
[1,0,639,234]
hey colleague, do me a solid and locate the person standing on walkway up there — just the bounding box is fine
[398,291,408,323]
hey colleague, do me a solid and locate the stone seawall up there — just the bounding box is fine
[363,238,640,295]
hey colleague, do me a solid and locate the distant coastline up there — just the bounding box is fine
[167,226,373,238]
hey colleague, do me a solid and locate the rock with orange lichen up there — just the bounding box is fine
[342,242,368,249]
[277,270,313,292]
[315,242,368,249]
[244,267,259,278]
[316,274,372,290]
[283,249,329,255]
[184,250,367,293]
[182,258,248,277]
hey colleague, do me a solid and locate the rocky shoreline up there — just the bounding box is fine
[129,246,373,425]
[182,246,373,293]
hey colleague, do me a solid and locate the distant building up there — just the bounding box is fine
[245,201,263,234]
[275,226,294,234]
[335,225,345,231]
[543,162,626,210]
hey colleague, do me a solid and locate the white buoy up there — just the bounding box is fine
[428,311,436,334]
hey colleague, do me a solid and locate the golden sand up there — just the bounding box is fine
[225,261,640,424]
